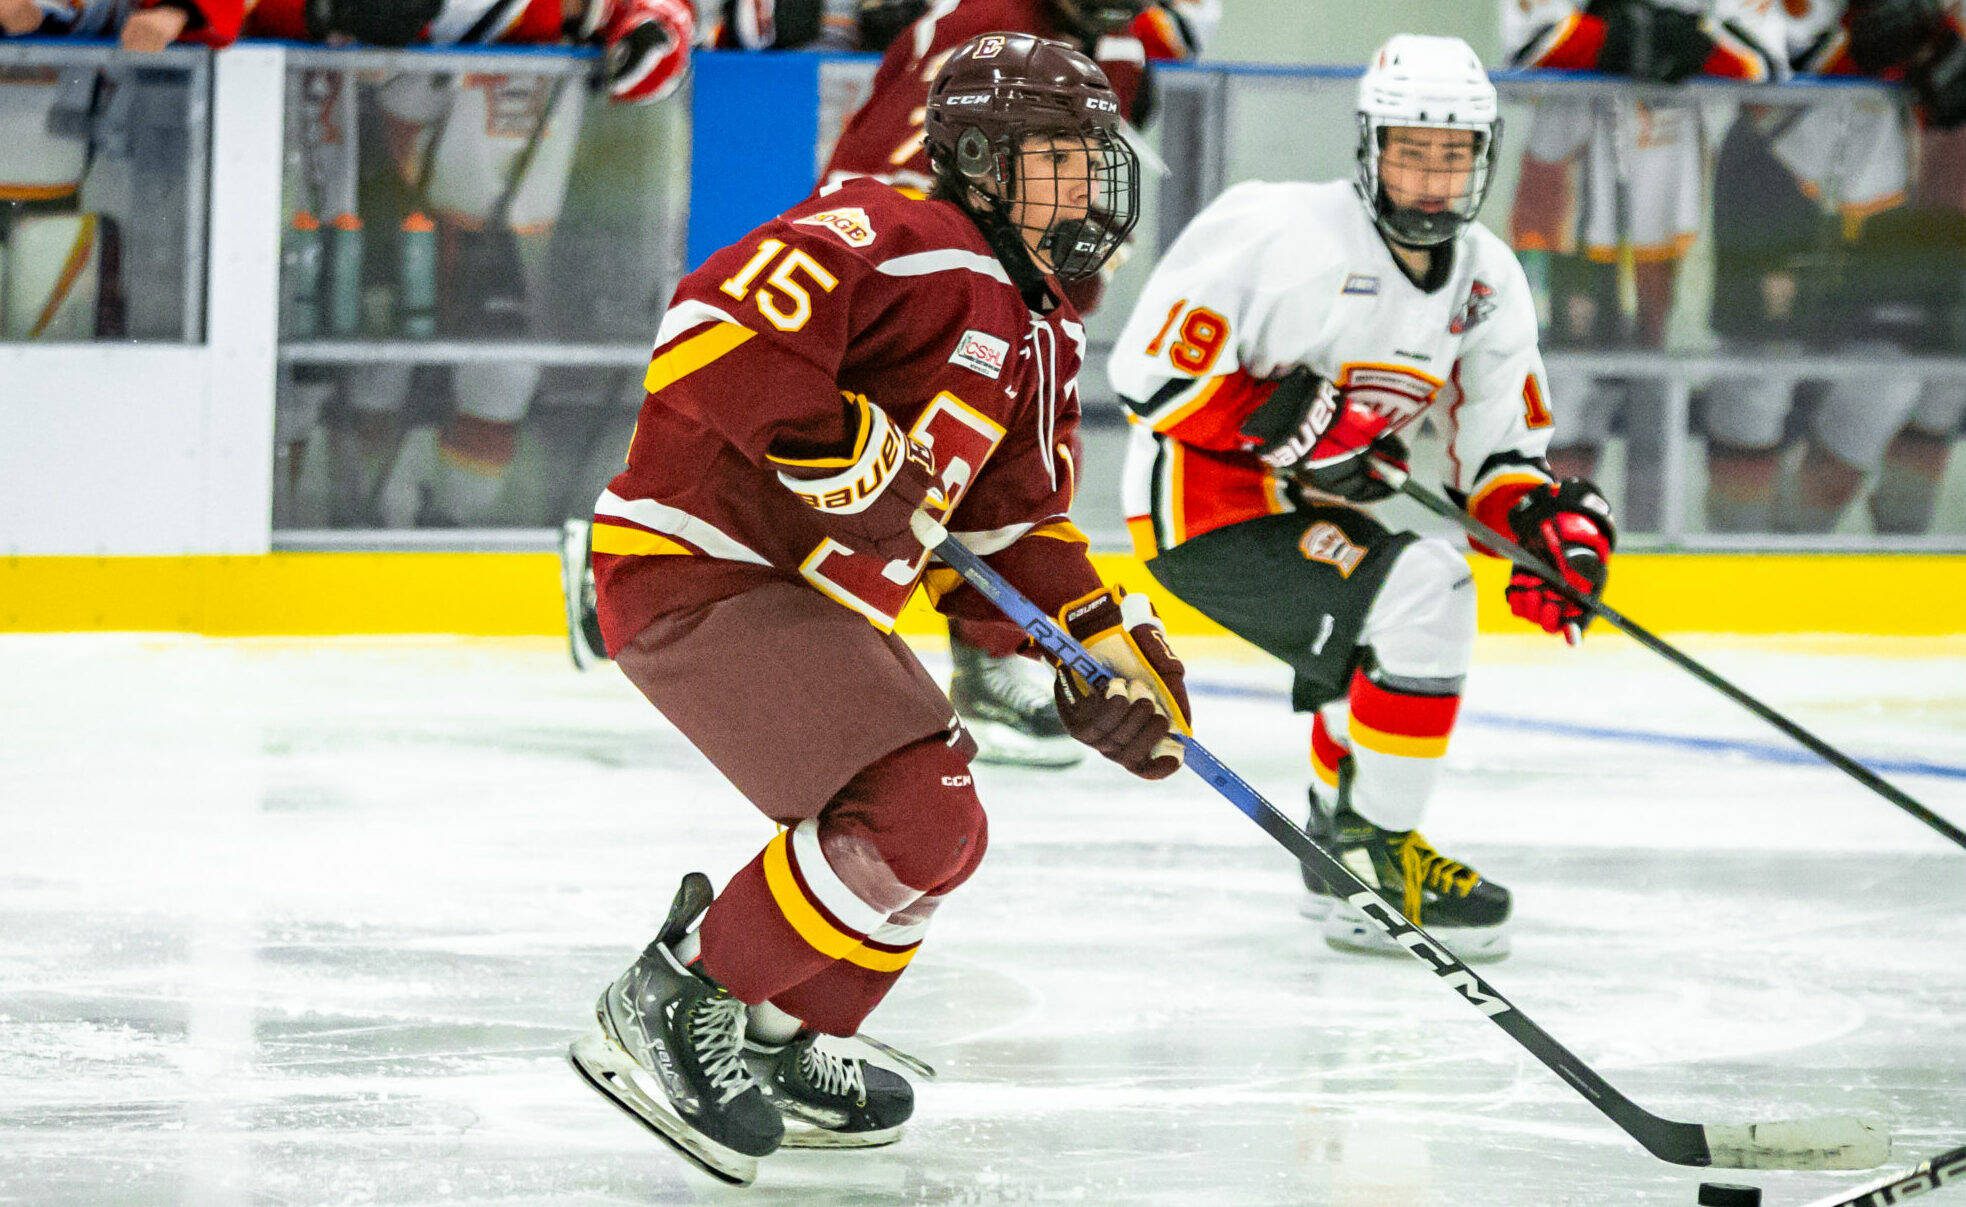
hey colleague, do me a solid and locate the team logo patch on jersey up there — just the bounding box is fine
[796,207,877,248]
[1449,279,1496,335]
[950,329,1010,380]
[1298,521,1366,578]
[1342,273,1380,296]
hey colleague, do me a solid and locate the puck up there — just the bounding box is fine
[1698,1184,1762,1207]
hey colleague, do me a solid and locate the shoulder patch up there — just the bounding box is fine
[1342,273,1379,296]
[797,207,877,249]
[950,329,1010,380]
[1449,279,1496,335]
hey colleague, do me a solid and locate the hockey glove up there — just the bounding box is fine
[1917,30,1966,128]
[1590,0,1714,83]
[1053,587,1191,780]
[773,396,946,569]
[594,0,695,105]
[1503,478,1617,637]
[1240,370,1403,503]
[1846,0,1948,73]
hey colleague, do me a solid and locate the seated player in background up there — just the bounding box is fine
[566,34,1191,1184]
[1110,35,1616,963]
[0,0,242,342]
[248,0,695,528]
[561,0,1216,767]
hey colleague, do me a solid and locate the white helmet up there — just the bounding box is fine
[1355,34,1502,247]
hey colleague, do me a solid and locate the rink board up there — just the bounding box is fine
[0,551,1960,636]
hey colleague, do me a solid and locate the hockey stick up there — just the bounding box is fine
[910,510,1887,1172]
[1379,463,1966,855]
[1803,1142,1966,1206]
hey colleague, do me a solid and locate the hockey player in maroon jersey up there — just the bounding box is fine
[811,0,1214,766]
[566,33,1191,1184]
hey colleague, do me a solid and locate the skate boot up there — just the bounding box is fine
[570,873,783,1185]
[1297,783,1343,923]
[1320,807,1512,963]
[558,518,608,671]
[948,633,1082,768]
[745,1032,915,1148]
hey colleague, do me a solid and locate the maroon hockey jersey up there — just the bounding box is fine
[591,177,1104,652]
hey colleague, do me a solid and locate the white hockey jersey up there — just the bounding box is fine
[1109,180,1557,556]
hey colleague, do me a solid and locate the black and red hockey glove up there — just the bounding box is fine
[1053,587,1192,780]
[1503,478,1617,637]
[1240,370,1405,503]
[590,0,695,105]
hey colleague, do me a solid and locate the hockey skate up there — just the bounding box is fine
[745,1032,914,1149]
[1297,784,1343,924]
[948,634,1082,768]
[1318,805,1512,963]
[569,873,783,1185]
[558,518,607,671]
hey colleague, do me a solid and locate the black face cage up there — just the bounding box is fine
[1053,0,1146,36]
[996,126,1141,282]
[1356,118,1501,248]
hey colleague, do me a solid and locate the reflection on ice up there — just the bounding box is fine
[1,634,1962,1205]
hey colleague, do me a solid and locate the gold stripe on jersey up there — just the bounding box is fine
[1025,518,1091,547]
[1582,231,1697,265]
[590,523,691,557]
[643,321,755,395]
[1142,374,1227,435]
[1467,470,1552,519]
[1127,516,1157,561]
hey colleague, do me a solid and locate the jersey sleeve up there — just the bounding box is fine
[1446,250,1560,545]
[645,223,882,471]
[1132,0,1219,60]
[1107,184,1325,454]
[146,0,245,46]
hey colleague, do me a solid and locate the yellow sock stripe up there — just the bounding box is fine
[1126,517,1157,561]
[1312,750,1341,788]
[1025,518,1091,546]
[760,831,866,961]
[589,523,691,557]
[842,943,917,973]
[644,322,755,395]
[1348,718,1451,760]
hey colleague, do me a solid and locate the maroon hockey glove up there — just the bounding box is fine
[593,0,695,105]
[1503,478,1617,637]
[772,396,945,568]
[1053,587,1192,780]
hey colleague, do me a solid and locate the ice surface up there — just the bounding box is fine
[2,632,1963,1206]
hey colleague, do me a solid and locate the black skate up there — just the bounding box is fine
[569,873,783,1185]
[948,633,1082,768]
[558,518,608,671]
[1320,807,1512,963]
[1298,783,1343,923]
[745,1033,915,1149]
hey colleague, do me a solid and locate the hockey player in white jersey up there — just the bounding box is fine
[1110,35,1617,961]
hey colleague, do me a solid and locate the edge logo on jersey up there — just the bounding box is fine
[796,208,878,248]
[950,329,1010,380]
[1342,273,1381,296]
[1449,279,1496,335]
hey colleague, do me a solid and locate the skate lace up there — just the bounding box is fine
[686,993,755,1108]
[798,1041,866,1103]
[1396,831,1481,921]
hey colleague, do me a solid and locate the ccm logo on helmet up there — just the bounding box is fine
[1084,97,1118,112]
[946,93,990,106]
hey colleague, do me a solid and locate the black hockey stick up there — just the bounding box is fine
[1380,464,1966,855]
[910,511,1888,1172]
[1804,1142,1966,1206]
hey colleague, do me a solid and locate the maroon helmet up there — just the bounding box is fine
[924,32,1140,283]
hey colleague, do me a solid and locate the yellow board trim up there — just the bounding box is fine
[3,552,1966,637]
[643,322,755,395]
[589,524,690,557]
[761,830,865,960]
[1348,718,1452,760]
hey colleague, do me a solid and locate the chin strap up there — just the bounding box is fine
[965,195,1056,311]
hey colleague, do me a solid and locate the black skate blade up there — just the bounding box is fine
[568,1033,758,1186]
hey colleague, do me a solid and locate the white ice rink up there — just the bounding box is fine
[3,631,1964,1206]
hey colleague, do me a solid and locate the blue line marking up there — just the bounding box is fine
[1187,678,1966,782]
